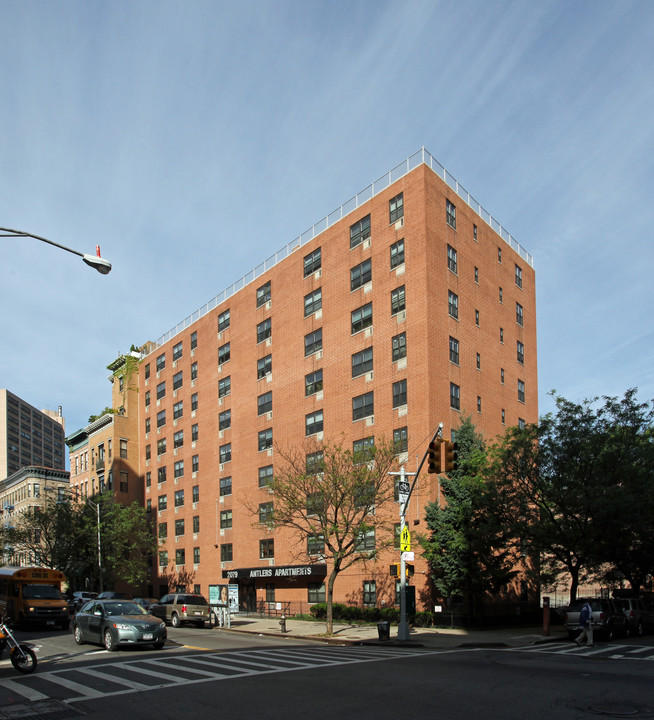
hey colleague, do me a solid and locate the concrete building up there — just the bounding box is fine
[66,353,142,507]
[138,148,537,613]
[0,389,66,480]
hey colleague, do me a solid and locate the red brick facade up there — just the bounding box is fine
[140,159,537,613]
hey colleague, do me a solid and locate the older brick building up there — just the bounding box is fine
[140,149,537,613]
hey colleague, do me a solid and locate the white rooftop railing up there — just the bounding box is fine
[147,147,533,353]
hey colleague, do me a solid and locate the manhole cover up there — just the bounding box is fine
[588,702,641,716]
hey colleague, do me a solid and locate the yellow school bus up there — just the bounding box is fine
[0,566,70,629]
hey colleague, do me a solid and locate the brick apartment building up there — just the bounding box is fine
[139,149,537,614]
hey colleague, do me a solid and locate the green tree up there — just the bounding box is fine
[421,417,520,622]
[261,437,398,635]
[487,389,654,602]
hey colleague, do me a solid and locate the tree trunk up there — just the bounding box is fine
[326,568,339,635]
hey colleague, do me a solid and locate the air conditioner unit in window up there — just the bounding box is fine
[366,416,375,427]
[266,411,273,420]
[395,217,404,230]
[364,327,373,338]
[363,238,371,249]
[268,558,275,566]
[365,371,374,382]
[315,269,322,279]
[397,310,406,323]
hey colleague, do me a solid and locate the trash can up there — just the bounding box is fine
[377,620,391,641]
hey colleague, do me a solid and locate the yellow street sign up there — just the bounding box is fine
[400,526,411,552]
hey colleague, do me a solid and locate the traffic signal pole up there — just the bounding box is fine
[390,423,443,641]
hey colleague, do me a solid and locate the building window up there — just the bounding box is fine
[352,347,373,378]
[307,534,325,556]
[517,341,525,364]
[350,214,371,249]
[220,476,232,497]
[175,549,185,566]
[390,239,404,269]
[191,362,198,381]
[192,485,199,503]
[219,409,231,431]
[221,544,233,562]
[447,244,457,274]
[351,303,373,334]
[146,471,151,488]
[175,519,185,536]
[516,302,524,326]
[477,396,482,413]
[499,287,503,303]
[172,341,183,361]
[192,455,199,474]
[475,309,480,326]
[219,443,232,464]
[500,328,504,343]
[391,286,405,315]
[257,354,272,379]
[120,439,128,459]
[306,451,324,474]
[145,417,151,434]
[304,288,322,317]
[498,246,502,263]
[258,391,272,415]
[193,547,200,565]
[258,465,273,488]
[448,291,458,319]
[145,391,151,410]
[192,424,199,442]
[518,418,526,429]
[352,391,374,421]
[258,428,273,451]
[191,393,198,411]
[446,199,456,228]
[190,331,197,350]
[173,371,183,391]
[304,247,321,277]
[356,528,376,552]
[158,494,167,511]
[304,328,322,356]
[476,353,481,370]
[450,383,460,410]
[173,490,184,508]
[158,550,168,566]
[389,193,403,223]
[256,280,271,307]
[157,381,166,400]
[393,426,408,454]
[473,224,478,241]
[174,461,184,479]
[474,266,479,283]
[363,580,376,607]
[119,474,128,493]
[305,410,324,436]
[219,376,231,398]
[353,436,375,462]
[449,336,459,365]
[145,444,151,461]
[308,582,325,604]
[218,308,230,332]
[218,343,230,365]
[260,539,274,559]
[259,502,274,524]
[392,332,406,362]
[305,369,323,396]
[193,515,200,533]
[158,522,167,539]
[156,353,166,372]
[173,401,183,419]
[220,510,232,529]
[351,258,372,291]
[144,363,150,380]
[515,264,523,288]
[392,379,407,408]
[501,368,505,383]
[257,317,272,344]
[173,430,184,449]
[518,379,525,403]
[502,409,506,425]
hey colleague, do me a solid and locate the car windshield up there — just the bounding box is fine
[104,601,147,617]
[23,585,63,600]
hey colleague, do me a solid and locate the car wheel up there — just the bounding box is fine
[104,629,117,651]
[73,625,85,645]
[153,640,165,650]
[171,613,180,628]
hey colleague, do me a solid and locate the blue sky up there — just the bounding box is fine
[1,0,653,440]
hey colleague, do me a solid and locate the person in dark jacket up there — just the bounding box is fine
[576,600,594,646]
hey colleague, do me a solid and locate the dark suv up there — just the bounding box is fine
[149,593,210,628]
[564,598,628,641]
[613,596,654,637]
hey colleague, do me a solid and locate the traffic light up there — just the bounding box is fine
[427,439,442,473]
[389,563,414,578]
[444,441,458,473]
[390,563,399,577]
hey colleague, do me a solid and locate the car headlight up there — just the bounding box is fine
[159,622,166,630]
[112,623,133,630]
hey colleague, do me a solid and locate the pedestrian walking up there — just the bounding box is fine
[576,600,594,646]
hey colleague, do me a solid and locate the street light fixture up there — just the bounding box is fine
[0,226,112,275]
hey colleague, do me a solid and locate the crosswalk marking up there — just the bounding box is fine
[503,641,654,660]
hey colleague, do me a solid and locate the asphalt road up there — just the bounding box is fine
[3,626,654,720]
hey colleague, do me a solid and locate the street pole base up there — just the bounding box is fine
[398,620,411,641]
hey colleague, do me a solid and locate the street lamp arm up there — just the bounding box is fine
[1,226,112,275]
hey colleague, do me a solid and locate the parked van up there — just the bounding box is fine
[0,566,69,629]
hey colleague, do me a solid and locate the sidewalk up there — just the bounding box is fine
[218,615,567,649]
